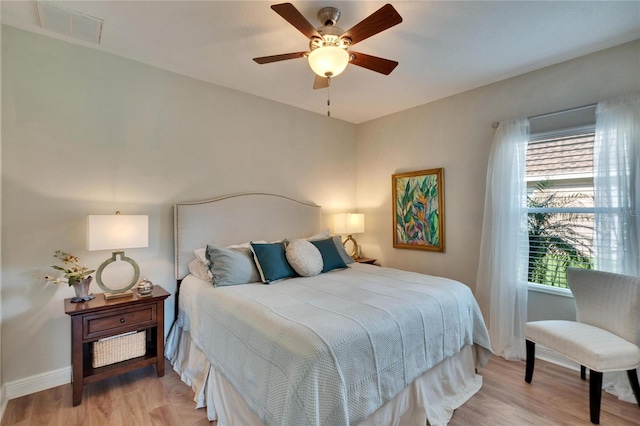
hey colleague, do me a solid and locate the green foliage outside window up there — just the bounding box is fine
[527,181,593,288]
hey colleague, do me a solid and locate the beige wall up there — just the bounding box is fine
[355,40,640,293]
[0,26,357,384]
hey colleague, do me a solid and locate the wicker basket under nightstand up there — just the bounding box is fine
[92,330,146,368]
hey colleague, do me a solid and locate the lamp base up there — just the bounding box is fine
[343,234,360,259]
[103,290,134,300]
[96,250,141,295]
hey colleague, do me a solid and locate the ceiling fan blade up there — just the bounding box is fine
[349,51,398,75]
[313,75,329,90]
[340,4,402,46]
[253,52,308,64]
[271,3,322,40]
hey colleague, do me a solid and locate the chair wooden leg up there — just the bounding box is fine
[589,370,603,424]
[627,369,640,407]
[581,365,586,380]
[525,340,535,383]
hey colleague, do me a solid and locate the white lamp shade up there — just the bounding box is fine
[86,215,149,251]
[334,213,365,235]
[308,46,349,78]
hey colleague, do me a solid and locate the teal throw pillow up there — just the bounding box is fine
[250,242,297,283]
[310,238,348,273]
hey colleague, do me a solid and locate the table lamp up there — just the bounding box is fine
[86,212,148,299]
[334,213,365,259]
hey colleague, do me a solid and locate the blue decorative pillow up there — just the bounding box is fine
[250,242,297,283]
[205,245,261,287]
[310,238,348,273]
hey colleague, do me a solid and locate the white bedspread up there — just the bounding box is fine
[176,263,491,426]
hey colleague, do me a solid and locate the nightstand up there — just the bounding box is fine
[64,286,170,406]
[356,257,377,265]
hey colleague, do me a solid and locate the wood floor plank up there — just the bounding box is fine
[55,385,91,426]
[114,389,152,426]
[0,393,35,426]
[148,404,186,426]
[27,386,62,426]
[450,357,640,425]
[134,369,171,412]
[87,381,120,426]
[2,356,638,425]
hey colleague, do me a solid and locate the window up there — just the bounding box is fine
[526,127,595,288]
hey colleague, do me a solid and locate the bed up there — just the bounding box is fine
[166,193,492,426]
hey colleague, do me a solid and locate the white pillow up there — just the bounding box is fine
[285,239,323,277]
[193,248,213,278]
[194,247,207,264]
[188,258,212,282]
[306,229,330,241]
[228,241,265,249]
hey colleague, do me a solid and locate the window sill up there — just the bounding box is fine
[527,282,574,298]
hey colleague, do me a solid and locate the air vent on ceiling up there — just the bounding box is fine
[35,0,103,44]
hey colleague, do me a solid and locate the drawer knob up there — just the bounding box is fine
[120,318,125,324]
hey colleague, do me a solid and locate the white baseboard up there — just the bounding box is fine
[536,346,580,372]
[5,366,71,400]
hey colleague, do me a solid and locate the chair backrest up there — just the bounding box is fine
[567,268,640,344]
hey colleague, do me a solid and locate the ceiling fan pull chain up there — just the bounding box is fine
[327,77,331,117]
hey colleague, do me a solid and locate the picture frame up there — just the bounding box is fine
[392,168,445,252]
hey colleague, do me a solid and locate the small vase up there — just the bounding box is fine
[71,276,95,303]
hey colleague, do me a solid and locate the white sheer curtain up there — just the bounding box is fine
[476,118,530,361]
[594,93,640,403]
[594,94,640,275]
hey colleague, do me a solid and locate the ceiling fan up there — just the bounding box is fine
[253,3,403,89]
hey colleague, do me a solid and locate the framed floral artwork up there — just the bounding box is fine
[392,168,445,251]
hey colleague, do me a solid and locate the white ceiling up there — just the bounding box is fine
[2,1,640,123]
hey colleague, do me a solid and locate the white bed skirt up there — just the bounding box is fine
[166,323,483,426]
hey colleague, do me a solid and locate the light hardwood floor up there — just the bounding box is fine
[450,356,640,425]
[2,356,639,425]
[1,359,212,426]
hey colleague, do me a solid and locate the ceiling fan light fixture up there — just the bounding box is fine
[308,46,349,78]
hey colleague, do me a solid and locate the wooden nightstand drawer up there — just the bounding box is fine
[83,304,156,340]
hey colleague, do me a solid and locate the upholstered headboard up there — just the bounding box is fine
[174,193,322,280]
